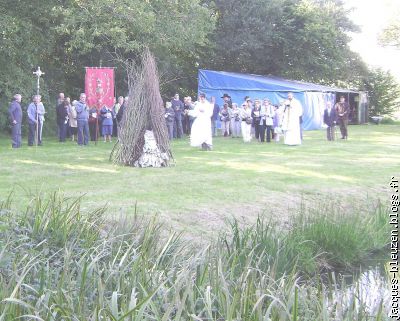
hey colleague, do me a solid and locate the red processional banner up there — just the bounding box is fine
[85,67,115,108]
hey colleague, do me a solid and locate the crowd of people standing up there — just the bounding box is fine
[55,93,128,145]
[7,92,129,148]
[7,90,350,149]
[165,91,306,149]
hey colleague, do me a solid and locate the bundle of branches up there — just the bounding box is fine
[110,49,173,167]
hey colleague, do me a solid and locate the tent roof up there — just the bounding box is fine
[198,69,358,93]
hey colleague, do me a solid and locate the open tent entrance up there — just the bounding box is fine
[336,92,369,125]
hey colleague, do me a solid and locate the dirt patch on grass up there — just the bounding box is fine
[157,186,384,241]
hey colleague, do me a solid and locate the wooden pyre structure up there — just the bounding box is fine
[110,49,173,167]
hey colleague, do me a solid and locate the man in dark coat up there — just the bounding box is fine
[8,94,23,148]
[221,93,232,108]
[171,93,184,138]
[334,95,350,139]
[210,96,220,137]
[56,99,68,142]
[323,101,337,141]
[88,105,99,141]
[116,96,128,130]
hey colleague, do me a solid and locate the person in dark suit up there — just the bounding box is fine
[116,98,126,125]
[8,94,23,148]
[88,106,99,141]
[210,96,220,137]
[323,101,337,141]
[56,99,69,142]
[171,93,184,138]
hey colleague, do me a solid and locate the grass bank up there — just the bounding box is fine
[0,193,390,320]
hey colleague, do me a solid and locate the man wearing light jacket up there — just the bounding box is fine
[27,95,43,146]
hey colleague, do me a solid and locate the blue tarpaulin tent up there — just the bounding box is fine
[198,69,359,130]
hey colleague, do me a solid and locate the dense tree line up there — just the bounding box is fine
[363,68,400,117]
[0,0,398,134]
[202,0,367,85]
[0,0,215,133]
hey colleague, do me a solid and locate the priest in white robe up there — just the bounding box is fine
[281,92,303,146]
[188,93,213,150]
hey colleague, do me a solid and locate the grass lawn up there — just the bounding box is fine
[0,124,399,236]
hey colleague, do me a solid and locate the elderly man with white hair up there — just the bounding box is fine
[27,95,45,146]
[75,93,90,145]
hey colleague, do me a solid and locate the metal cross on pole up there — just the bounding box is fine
[33,67,45,147]
[33,66,45,95]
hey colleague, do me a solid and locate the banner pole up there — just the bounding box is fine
[95,113,98,145]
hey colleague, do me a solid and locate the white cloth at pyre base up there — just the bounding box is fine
[134,130,169,167]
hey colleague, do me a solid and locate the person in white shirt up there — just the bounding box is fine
[263,99,275,142]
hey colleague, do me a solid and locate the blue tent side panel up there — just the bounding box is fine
[198,69,348,130]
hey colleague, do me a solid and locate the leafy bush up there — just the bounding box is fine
[380,117,400,124]
[363,68,400,117]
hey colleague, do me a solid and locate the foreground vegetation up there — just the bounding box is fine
[0,192,390,320]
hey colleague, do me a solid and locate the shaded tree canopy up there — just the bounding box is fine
[362,68,400,117]
[1,0,398,133]
[0,0,215,131]
[201,0,367,86]
[55,0,215,60]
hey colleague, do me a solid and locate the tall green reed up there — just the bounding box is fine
[0,192,390,320]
